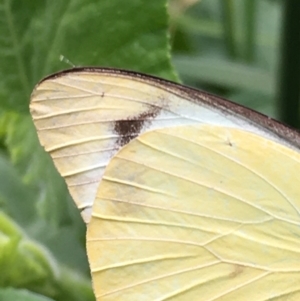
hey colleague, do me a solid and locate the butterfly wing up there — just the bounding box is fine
[87,124,300,300]
[30,68,300,222]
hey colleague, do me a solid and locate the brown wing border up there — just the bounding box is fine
[36,67,300,150]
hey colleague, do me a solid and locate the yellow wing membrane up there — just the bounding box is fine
[87,124,300,301]
[30,68,300,223]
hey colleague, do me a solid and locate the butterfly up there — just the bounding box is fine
[30,68,300,300]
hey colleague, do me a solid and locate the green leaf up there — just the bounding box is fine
[0,212,58,293]
[0,212,94,301]
[0,112,73,227]
[173,54,275,95]
[0,288,54,301]
[0,0,177,112]
[0,150,35,226]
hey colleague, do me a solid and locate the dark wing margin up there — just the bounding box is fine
[38,67,300,151]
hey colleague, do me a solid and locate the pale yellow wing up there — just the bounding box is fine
[87,124,300,301]
[30,68,300,222]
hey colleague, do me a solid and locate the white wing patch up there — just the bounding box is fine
[30,70,298,222]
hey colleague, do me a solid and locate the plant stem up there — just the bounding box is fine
[221,0,237,59]
[244,0,256,62]
[277,0,300,127]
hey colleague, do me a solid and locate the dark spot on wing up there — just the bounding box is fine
[114,106,161,147]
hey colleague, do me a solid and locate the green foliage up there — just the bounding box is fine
[0,0,290,300]
[171,0,283,117]
[0,288,54,301]
[0,212,58,294]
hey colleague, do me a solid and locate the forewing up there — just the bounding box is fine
[30,68,300,222]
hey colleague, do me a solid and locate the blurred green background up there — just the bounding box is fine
[0,0,299,300]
